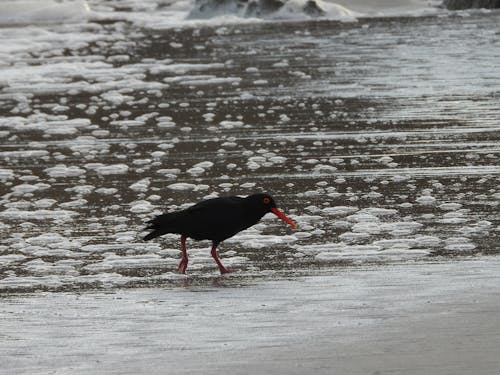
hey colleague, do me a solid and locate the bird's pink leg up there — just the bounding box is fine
[211,244,232,274]
[178,235,188,274]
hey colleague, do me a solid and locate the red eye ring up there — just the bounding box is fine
[263,197,270,204]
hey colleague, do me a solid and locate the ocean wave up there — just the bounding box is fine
[185,0,453,21]
[0,0,445,28]
[2,0,499,29]
[187,0,356,20]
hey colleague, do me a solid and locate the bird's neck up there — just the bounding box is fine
[243,203,267,224]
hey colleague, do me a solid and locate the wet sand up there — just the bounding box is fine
[2,257,500,375]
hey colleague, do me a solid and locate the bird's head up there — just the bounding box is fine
[246,193,297,228]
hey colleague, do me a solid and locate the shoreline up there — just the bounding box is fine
[2,256,500,374]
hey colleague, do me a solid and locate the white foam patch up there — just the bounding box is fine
[68,136,110,153]
[23,259,80,276]
[352,222,383,234]
[277,0,357,20]
[95,187,118,195]
[0,169,15,180]
[155,63,225,74]
[439,202,463,211]
[314,239,432,262]
[1,54,168,97]
[416,195,437,205]
[10,183,50,196]
[45,165,86,178]
[444,237,477,252]
[0,275,65,289]
[110,120,146,127]
[157,168,181,177]
[358,207,398,216]
[84,163,129,175]
[220,120,244,129]
[167,183,210,191]
[66,185,95,195]
[439,211,469,224]
[414,235,442,247]
[187,161,214,176]
[0,209,78,220]
[0,272,144,290]
[83,253,171,273]
[228,229,297,249]
[130,200,155,213]
[179,77,241,86]
[0,150,49,159]
[25,232,82,248]
[60,199,87,208]
[0,116,91,134]
[0,254,27,266]
[0,0,90,26]
[33,198,58,208]
[315,244,382,262]
[101,91,135,106]
[130,178,151,192]
[156,117,176,128]
[346,213,380,223]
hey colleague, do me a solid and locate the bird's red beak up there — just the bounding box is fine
[271,207,297,228]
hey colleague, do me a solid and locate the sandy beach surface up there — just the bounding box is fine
[2,257,500,375]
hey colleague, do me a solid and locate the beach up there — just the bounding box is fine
[0,1,499,373]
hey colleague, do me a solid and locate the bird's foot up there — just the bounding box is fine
[178,258,188,274]
[219,266,234,275]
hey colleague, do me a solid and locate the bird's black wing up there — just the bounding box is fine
[180,196,249,241]
[143,196,251,242]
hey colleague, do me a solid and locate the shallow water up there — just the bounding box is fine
[1,9,500,293]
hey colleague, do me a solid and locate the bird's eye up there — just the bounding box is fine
[263,197,270,204]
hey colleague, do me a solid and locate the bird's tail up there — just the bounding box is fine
[143,212,179,241]
[143,231,161,241]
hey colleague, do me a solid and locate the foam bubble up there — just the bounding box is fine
[220,120,244,129]
[84,163,129,175]
[167,183,209,191]
[187,161,214,176]
[0,209,78,220]
[444,237,477,252]
[33,198,57,208]
[45,165,86,178]
[130,178,151,192]
[9,183,44,195]
[95,187,118,195]
[322,206,359,216]
[416,195,437,205]
[438,202,463,211]
[130,200,155,213]
[66,185,95,195]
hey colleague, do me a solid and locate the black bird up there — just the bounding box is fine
[143,193,296,274]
